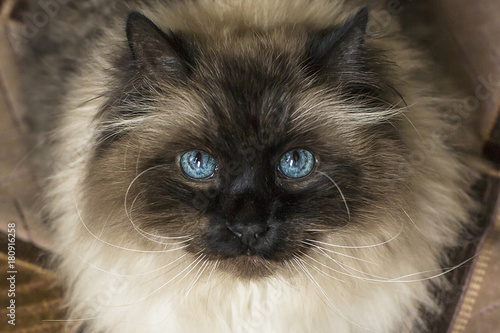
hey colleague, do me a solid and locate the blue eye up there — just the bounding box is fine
[180,151,217,180]
[278,149,315,179]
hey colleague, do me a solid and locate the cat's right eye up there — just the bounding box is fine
[180,151,217,180]
[277,149,316,179]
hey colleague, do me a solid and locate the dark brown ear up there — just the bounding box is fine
[307,7,369,72]
[126,11,196,77]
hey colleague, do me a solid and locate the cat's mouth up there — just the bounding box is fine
[199,234,299,279]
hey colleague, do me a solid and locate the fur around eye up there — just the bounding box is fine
[277,149,315,179]
[180,151,217,179]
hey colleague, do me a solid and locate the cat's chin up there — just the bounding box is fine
[216,254,284,279]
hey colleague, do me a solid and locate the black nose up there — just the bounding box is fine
[227,222,269,248]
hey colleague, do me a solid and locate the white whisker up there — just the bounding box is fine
[318,171,350,221]
[306,222,403,249]
[155,258,211,329]
[42,316,105,323]
[128,192,194,245]
[124,164,191,240]
[292,256,375,332]
[206,259,219,283]
[399,206,425,236]
[74,196,191,253]
[182,259,210,299]
[297,252,346,283]
[302,241,378,265]
[400,111,422,139]
[107,254,206,308]
[306,245,478,283]
[67,245,188,277]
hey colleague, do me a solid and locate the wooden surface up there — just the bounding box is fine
[0,235,64,332]
[448,182,500,333]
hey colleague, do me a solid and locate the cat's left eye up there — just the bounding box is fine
[277,149,316,179]
[180,151,217,180]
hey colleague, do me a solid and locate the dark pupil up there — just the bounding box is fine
[195,152,202,168]
[290,150,300,167]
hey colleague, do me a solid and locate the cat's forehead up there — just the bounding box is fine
[145,52,340,160]
[198,57,298,136]
[150,45,309,151]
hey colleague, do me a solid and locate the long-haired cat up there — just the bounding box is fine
[22,0,478,332]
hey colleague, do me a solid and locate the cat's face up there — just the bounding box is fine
[84,9,409,278]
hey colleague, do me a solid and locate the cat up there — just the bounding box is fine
[21,0,479,332]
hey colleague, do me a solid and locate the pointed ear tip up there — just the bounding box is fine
[349,7,369,33]
[359,6,370,14]
[127,11,146,26]
[126,11,152,59]
[355,7,370,21]
[126,11,159,43]
[127,11,144,20]
[126,11,157,32]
